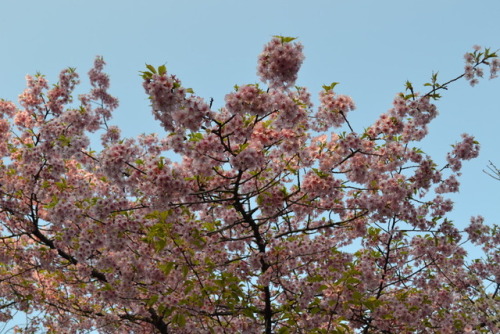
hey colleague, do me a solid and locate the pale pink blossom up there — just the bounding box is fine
[257,37,304,89]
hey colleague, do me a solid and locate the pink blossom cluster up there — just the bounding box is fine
[446,133,480,171]
[464,45,500,85]
[0,107,12,156]
[230,146,265,171]
[490,57,500,78]
[464,55,483,87]
[465,216,490,244]
[302,171,342,198]
[270,89,309,129]
[18,74,49,116]
[313,88,355,131]
[100,125,121,146]
[143,72,210,133]
[45,68,79,116]
[368,95,439,142]
[100,139,139,183]
[257,37,304,89]
[435,174,460,193]
[80,57,119,123]
[225,85,309,130]
[225,84,270,116]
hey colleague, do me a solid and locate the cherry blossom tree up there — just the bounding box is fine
[0,37,499,333]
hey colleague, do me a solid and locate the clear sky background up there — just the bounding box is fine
[1,0,499,331]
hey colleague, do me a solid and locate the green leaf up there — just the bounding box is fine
[154,238,166,252]
[158,64,167,75]
[55,179,68,191]
[184,280,194,294]
[190,229,206,248]
[273,35,298,43]
[405,80,413,90]
[173,313,186,327]
[322,82,339,91]
[431,71,439,82]
[367,227,381,236]
[277,327,291,334]
[146,295,159,307]
[57,134,71,147]
[241,308,256,319]
[158,304,169,316]
[243,115,257,126]
[237,142,249,153]
[146,64,157,73]
[185,88,194,94]
[159,262,175,276]
[363,296,383,311]
[181,265,189,278]
[44,195,59,209]
[256,194,264,206]
[188,132,203,142]
[140,71,153,80]
[312,168,329,178]
[157,157,165,169]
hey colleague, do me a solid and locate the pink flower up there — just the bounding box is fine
[230,146,264,170]
[257,37,304,89]
[446,134,480,171]
[313,89,355,131]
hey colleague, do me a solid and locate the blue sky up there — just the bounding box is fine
[1,0,499,331]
